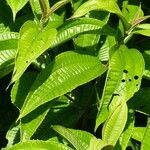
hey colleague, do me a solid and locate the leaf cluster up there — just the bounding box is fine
[0,0,150,149]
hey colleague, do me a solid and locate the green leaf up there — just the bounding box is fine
[95,45,145,130]
[0,32,18,78]
[102,102,128,146]
[11,72,52,141]
[19,51,106,118]
[68,129,94,149]
[98,36,116,62]
[0,32,18,50]
[51,18,115,48]
[6,0,29,21]
[29,0,50,21]
[70,0,130,30]
[121,1,144,25]
[129,88,150,116]
[46,0,71,18]
[132,127,146,142]
[141,120,150,150]
[116,110,135,150]
[88,137,113,150]
[11,72,37,108]
[5,140,73,150]
[133,24,150,37]
[52,125,84,150]
[11,21,57,83]
[32,103,83,140]
[6,124,20,147]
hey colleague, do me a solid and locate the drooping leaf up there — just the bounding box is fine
[5,140,73,150]
[11,21,57,83]
[6,0,29,21]
[19,51,107,118]
[141,120,150,150]
[95,45,145,130]
[11,72,37,108]
[115,110,135,150]
[11,72,52,141]
[52,125,84,150]
[51,18,115,48]
[102,102,128,146]
[32,102,83,140]
[70,0,130,30]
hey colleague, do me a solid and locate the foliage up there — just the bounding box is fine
[0,0,150,149]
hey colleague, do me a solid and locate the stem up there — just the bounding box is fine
[39,0,48,28]
[46,0,71,19]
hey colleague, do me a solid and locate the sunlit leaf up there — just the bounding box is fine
[5,140,73,150]
[141,120,150,150]
[133,24,150,37]
[6,0,29,21]
[132,127,146,142]
[88,137,113,150]
[19,51,107,118]
[95,45,145,130]
[52,125,84,150]
[116,110,135,150]
[0,32,18,78]
[70,0,130,30]
[51,18,115,48]
[102,102,128,146]
[11,21,57,83]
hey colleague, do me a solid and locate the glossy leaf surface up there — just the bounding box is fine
[52,125,84,150]
[70,0,129,30]
[51,18,115,48]
[11,21,57,83]
[102,102,128,146]
[5,140,73,150]
[19,51,107,118]
[96,45,145,130]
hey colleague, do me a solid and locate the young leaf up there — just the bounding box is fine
[133,24,150,37]
[11,21,57,83]
[95,45,145,130]
[102,102,128,146]
[19,51,107,118]
[5,140,73,150]
[51,18,115,48]
[70,0,130,30]
[52,125,84,150]
[6,0,29,21]
[32,103,83,140]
